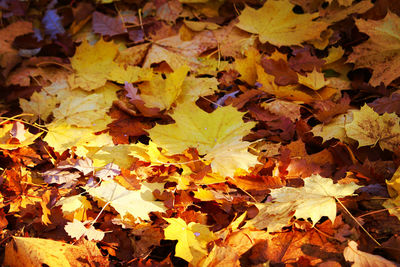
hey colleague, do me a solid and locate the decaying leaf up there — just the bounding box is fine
[345,104,400,151]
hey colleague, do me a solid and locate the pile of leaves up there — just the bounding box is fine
[1,0,400,266]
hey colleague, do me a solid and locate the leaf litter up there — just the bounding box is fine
[0,0,400,266]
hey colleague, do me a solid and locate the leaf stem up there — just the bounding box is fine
[335,197,381,246]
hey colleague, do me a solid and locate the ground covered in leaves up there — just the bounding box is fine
[1,0,400,266]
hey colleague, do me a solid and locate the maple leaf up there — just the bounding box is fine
[56,195,92,221]
[95,163,121,181]
[176,76,218,104]
[42,167,80,187]
[53,91,110,127]
[0,21,33,71]
[269,174,361,226]
[369,91,400,115]
[19,91,58,122]
[0,123,42,150]
[87,180,167,221]
[4,237,108,267]
[347,12,400,86]
[244,202,294,232]
[235,47,260,85]
[42,9,65,39]
[65,219,105,241]
[345,104,400,152]
[87,144,138,169]
[148,102,258,177]
[236,0,328,46]
[92,11,127,37]
[68,39,118,90]
[260,100,301,123]
[311,110,354,143]
[43,121,113,155]
[298,68,329,90]
[163,217,215,265]
[139,65,189,110]
[143,32,217,71]
[386,166,400,198]
[343,241,397,267]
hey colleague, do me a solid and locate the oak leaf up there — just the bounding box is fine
[148,102,258,177]
[344,104,400,151]
[236,0,328,46]
[164,217,215,265]
[347,12,400,86]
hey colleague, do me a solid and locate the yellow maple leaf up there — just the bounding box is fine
[148,102,258,177]
[53,92,107,127]
[176,76,218,104]
[4,236,108,267]
[311,110,354,143]
[298,68,329,90]
[19,91,58,122]
[256,60,339,103]
[164,217,215,265]
[87,144,137,168]
[235,47,261,85]
[44,121,113,155]
[87,180,166,221]
[269,174,361,226]
[386,166,400,198]
[347,12,400,86]
[0,123,42,150]
[236,0,328,46]
[345,104,400,151]
[56,195,92,221]
[69,39,118,90]
[139,65,190,110]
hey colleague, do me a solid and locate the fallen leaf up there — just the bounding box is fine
[87,180,167,221]
[343,241,397,267]
[65,219,105,241]
[4,237,108,267]
[269,174,361,225]
[298,68,329,90]
[347,12,400,86]
[148,102,258,177]
[236,0,328,46]
[92,11,127,37]
[164,217,215,265]
[345,104,400,151]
